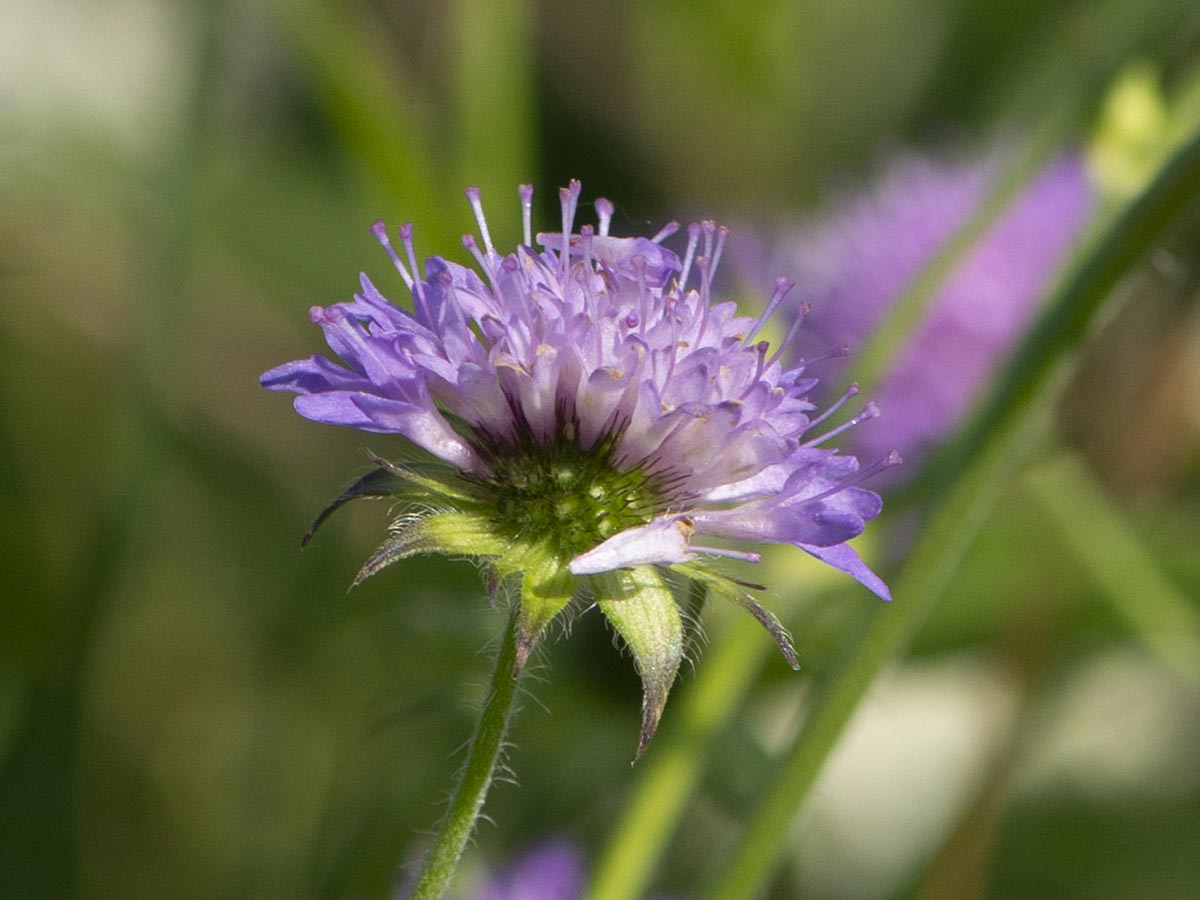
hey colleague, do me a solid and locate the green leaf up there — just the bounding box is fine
[302,467,410,548]
[515,554,576,675]
[674,563,798,670]
[596,567,684,761]
[353,512,505,585]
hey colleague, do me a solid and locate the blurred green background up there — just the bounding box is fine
[2,1,1200,899]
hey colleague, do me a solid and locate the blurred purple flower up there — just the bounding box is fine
[466,840,584,900]
[768,150,1093,475]
[450,839,685,900]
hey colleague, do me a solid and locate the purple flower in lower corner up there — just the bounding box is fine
[466,840,584,900]
[766,149,1093,476]
[262,182,894,756]
[440,838,683,900]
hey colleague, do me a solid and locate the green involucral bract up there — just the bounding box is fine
[307,441,773,756]
[595,567,683,761]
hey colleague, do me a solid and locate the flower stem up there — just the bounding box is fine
[408,609,522,900]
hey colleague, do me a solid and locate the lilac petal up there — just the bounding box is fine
[701,462,793,502]
[691,501,865,548]
[350,394,481,471]
[293,392,380,430]
[784,484,883,523]
[569,518,695,574]
[800,542,891,601]
[311,305,408,387]
[260,356,364,395]
[683,421,790,492]
[265,182,895,611]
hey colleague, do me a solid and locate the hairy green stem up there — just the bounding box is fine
[408,610,522,900]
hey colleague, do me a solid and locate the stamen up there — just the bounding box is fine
[701,219,715,262]
[691,545,762,564]
[745,276,795,344]
[693,258,713,345]
[856,449,903,480]
[679,222,702,293]
[710,225,729,278]
[739,341,770,399]
[802,401,880,447]
[651,220,680,244]
[462,233,501,295]
[464,187,496,259]
[595,197,614,237]
[634,255,649,337]
[798,343,851,367]
[572,224,603,361]
[519,184,534,247]
[793,450,903,505]
[370,220,414,289]
[559,180,582,277]
[696,255,711,305]
[765,301,811,369]
[399,222,430,320]
[661,295,680,389]
[579,224,595,271]
[806,381,859,430]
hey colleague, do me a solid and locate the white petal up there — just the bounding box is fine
[568,518,695,575]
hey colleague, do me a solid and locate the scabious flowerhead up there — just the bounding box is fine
[765,150,1092,477]
[262,182,893,756]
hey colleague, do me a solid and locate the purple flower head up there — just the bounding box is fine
[262,182,893,756]
[771,150,1092,477]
